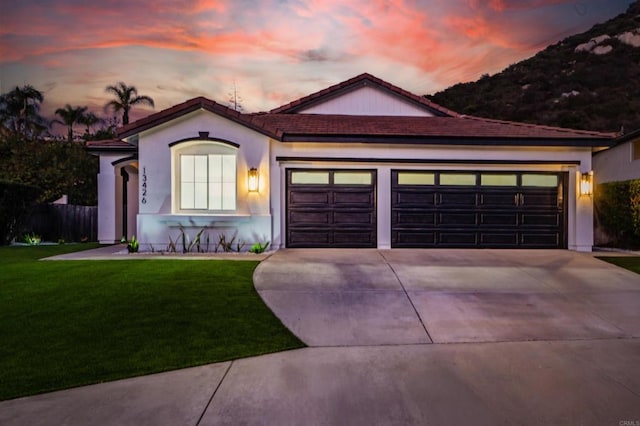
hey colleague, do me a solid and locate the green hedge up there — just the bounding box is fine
[594,179,640,248]
[0,180,41,245]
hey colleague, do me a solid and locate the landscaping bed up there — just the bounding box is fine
[0,244,303,400]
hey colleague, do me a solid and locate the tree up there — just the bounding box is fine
[53,104,88,142]
[104,82,154,125]
[79,111,102,137]
[0,85,48,139]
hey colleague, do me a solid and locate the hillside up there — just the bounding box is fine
[428,1,640,133]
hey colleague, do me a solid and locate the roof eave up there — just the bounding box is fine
[279,134,614,147]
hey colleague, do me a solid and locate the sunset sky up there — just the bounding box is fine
[0,0,634,130]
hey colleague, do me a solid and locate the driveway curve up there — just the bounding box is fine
[254,249,640,346]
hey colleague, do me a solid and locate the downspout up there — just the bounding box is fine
[120,167,129,239]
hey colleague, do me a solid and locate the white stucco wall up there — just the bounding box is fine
[132,109,272,251]
[593,140,640,184]
[298,86,434,116]
[271,141,595,252]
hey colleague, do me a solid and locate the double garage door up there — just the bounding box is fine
[287,169,567,249]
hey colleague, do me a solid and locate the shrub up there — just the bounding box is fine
[594,179,640,248]
[0,180,41,245]
[127,235,139,253]
[249,241,270,254]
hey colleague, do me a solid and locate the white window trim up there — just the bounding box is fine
[172,141,238,214]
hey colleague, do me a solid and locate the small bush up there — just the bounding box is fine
[250,241,270,254]
[0,180,41,245]
[127,235,139,253]
[23,233,41,246]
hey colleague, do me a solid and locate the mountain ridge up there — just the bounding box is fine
[428,1,640,133]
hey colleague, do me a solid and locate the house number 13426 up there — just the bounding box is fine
[141,167,148,204]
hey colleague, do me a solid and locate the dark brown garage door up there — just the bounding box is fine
[287,169,377,248]
[392,171,567,248]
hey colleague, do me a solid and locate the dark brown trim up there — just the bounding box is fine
[279,135,612,147]
[168,135,240,148]
[86,146,137,154]
[276,156,581,165]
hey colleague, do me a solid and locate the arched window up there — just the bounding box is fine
[172,140,237,212]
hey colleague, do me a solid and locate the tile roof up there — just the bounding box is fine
[85,139,136,151]
[269,73,458,117]
[248,113,614,144]
[85,74,615,150]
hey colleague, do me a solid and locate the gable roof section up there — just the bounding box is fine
[269,73,458,117]
[85,74,616,151]
[116,97,279,139]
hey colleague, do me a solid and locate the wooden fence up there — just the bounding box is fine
[26,204,98,242]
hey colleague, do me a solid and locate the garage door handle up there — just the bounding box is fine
[514,194,519,206]
[520,194,525,205]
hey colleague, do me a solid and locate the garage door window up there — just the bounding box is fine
[481,174,517,186]
[440,173,476,186]
[521,174,557,187]
[291,171,330,184]
[334,172,372,185]
[398,172,435,185]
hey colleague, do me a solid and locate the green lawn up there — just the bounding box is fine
[597,256,640,274]
[0,244,303,400]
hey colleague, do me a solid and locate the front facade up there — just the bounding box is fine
[88,74,613,252]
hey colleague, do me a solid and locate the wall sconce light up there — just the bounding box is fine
[248,167,259,192]
[579,170,594,197]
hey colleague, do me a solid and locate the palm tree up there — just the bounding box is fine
[79,111,102,136]
[104,82,154,125]
[0,85,47,139]
[54,104,88,142]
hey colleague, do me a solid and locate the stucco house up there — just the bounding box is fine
[592,128,640,184]
[87,73,614,252]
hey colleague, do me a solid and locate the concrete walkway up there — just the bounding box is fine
[2,249,640,425]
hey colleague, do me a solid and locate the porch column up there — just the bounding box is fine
[97,157,118,244]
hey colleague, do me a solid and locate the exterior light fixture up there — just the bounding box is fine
[579,170,594,197]
[248,167,259,192]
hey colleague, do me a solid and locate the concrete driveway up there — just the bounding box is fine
[254,249,640,346]
[2,249,640,425]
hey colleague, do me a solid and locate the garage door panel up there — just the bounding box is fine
[438,192,477,207]
[393,231,436,246]
[480,233,519,245]
[333,190,374,206]
[439,232,478,245]
[333,231,376,245]
[394,191,436,207]
[520,192,557,208]
[439,212,478,226]
[481,213,518,226]
[521,213,561,227]
[288,230,331,245]
[520,233,560,246]
[480,192,518,208]
[334,211,375,225]
[289,190,330,205]
[289,210,331,226]
[393,211,436,226]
